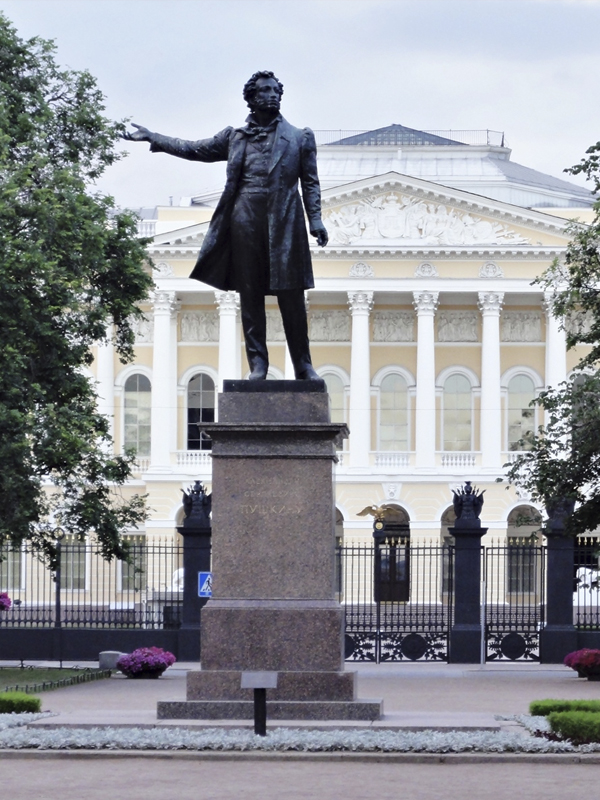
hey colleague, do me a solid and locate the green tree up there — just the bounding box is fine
[0,15,154,565]
[505,143,600,535]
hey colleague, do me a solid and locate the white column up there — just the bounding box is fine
[413,292,438,470]
[284,346,295,380]
[348,291,373,469]
[479,292,504,470]
[544,291,567,390]
[168,298,180,453]
[96,324,115,447]
[150,291,178,472]
[215,291,241,390]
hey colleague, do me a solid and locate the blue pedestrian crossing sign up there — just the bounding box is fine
[198,572,212,598]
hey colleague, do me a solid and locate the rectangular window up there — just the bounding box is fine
[374,535,410,602]
[507,538,539,594]
[61,536,86,591]
[121,535,147,592]
[441,535,454,595]
[0,546,23,591]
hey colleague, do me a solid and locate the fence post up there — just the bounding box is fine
[540,500,577,663]
[448,482,487,663]
[53,532,64,664]
[177,480,212,661]
[448,525,487,662]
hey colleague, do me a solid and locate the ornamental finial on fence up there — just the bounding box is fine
[452,481,485,528]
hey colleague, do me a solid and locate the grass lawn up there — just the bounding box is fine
[0,667,101,692]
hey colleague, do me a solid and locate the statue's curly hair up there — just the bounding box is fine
[243,71,284,108]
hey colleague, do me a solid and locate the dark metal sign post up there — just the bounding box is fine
[241,671,278,736]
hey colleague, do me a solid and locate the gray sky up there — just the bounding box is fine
[2,0,600,209]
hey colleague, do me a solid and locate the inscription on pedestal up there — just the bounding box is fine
[240,477,302,517]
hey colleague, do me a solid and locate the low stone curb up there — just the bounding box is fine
[0,749,600,763]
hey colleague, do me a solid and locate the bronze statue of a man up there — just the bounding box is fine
[125,70,328,381]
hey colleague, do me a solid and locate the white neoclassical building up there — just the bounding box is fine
[98,125,595,545]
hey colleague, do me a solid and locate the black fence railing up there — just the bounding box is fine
[574,536,600,630]
[1,537,598,661]
[0,540,184,630]
[341,541,453,662]
[484,541,546,661]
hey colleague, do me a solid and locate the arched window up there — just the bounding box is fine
[440,506,456,594]
[124,374,151,456]
[374,505,410,603]
[322,373,346,424]
[443,374,472,451]
[507,505,542,595]
[335,508,344,601]
[507,375,535,451]
[187,373,215,450]
[379,374,408,451]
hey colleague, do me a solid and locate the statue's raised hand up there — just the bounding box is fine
[122,123,152,142]
[310,224,328,248]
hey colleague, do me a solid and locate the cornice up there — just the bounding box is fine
[311,246,566,260]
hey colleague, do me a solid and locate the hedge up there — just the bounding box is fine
[0,692,42,713]
[529,699,600,716]
[548,711,600,744]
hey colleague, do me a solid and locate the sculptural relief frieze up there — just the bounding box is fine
[565,310,594,338]
[373,311,415,342]
[180,311,219,342]
[266,310,286,341]
[437,311,479,342]
[309,310,351,341]
[130,314,154,343]
[324,192,531,247]
[501,312,542,342]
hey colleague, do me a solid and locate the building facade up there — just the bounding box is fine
[98,125,595,548]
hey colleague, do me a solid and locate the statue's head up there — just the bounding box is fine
[243,70,283,113]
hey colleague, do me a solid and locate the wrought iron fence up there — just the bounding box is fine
[483,539,545,661]
[341,540,453,662]
[0,539,184,629]
[574,536,600,630]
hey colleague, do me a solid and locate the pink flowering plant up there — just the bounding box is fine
[0,592,11,610]
[117,647,176,678]
[564,649,600,676]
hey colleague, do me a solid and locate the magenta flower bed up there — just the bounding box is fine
[0,593,11,611]
[116,647,176,678]
[564,649,600,677]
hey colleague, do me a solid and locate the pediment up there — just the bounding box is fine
[320,172,572,249]
[151,222,209,248]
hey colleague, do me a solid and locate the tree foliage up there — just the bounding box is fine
[0,15,154,565]
[505,142,600,535]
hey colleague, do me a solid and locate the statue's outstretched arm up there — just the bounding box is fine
[122,123,152,142]
[122,123,232,163]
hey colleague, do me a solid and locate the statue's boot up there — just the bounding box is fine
[248,357,269,380]
[239,291,269,380]
[277,290,320,381]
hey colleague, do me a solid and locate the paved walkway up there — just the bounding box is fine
[2,660,600,799]
[2,659,599,731]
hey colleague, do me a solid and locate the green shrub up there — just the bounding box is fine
[0,692,42,713]
[529,698,600,716]
[548,711,600,744]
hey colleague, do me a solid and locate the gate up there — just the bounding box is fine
[340,539,453,662]
[483,540,546,661]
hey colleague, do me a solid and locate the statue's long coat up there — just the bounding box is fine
[149,117,323,292]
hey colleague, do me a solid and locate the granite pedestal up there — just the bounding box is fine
[158,380,382,721]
